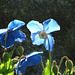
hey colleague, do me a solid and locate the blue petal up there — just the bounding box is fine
[15,52,43,74]
[0,29,7,42]
[11,30,26,42]
[0,28,7,35]
[31,33,44,45]
[15,58,28,74]
[26,51,43,58]
[43,19,60,33]
[0,32,15,48]
[30,32,39,43]
[44,34,54,51]
[27,20,43,33]
[27,54,42,66]
[7,20,25,31]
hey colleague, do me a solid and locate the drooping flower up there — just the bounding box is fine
[15,51,43,75]
[0,20,26,48]
[27,19,60,51]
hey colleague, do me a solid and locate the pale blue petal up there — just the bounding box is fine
[0,28,7,34]
[11,30,26,42]
[8,20,25,31]
[31,34,44,45]
[26,51,43,58]
[43,19,60,33]
[30,32,39,43]
[0,32,15,48]
[27,20,43,33]
[44,34,54,51]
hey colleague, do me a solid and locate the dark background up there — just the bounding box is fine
[0,0,75,75]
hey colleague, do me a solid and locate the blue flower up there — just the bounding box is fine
[0,20,26,48]
[27,19,60,51]
[15,51,43,75]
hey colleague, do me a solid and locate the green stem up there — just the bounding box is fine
[8,45,16,70]
[41,59,45,75]
[49,51,51,75]
[16,55,24,75]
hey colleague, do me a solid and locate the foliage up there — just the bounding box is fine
[42,56,75,75]
[0,48,16,75]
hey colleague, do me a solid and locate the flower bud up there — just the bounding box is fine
[52,65,59,75]
[3,52,9,62]
[53,60,57,65]
[65,60,73,70]
[18,46,24,56]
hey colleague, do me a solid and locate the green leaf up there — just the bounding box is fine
[73,66,75,70]
[44,59,54,75]
[0,58,14,75]
[7,71,14,75]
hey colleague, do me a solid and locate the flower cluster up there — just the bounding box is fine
[0,18,60,75]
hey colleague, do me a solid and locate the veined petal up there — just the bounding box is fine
[31,33,44,45]
[0,32,15,48]
[44,34,54,51]
[27,20,43,33]
[27,54,42,66]
[43,19,60,33]
[26,51,43,58]
[8,20,25,31]
[11,30,26,42]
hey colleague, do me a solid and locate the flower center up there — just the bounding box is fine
[39,31,47,39]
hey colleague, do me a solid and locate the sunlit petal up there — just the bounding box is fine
[44,34,54,51]
[43,19,60,33]
[0,28,7,34]
[26,51,43,58]
[31,34,44,45]
[8,20,25,31]
[30,32,39,43]
[27,20,43,33]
